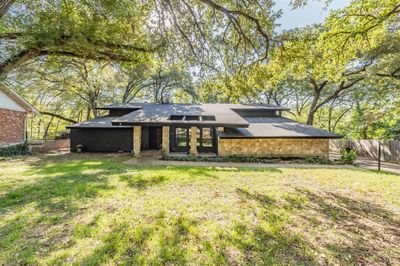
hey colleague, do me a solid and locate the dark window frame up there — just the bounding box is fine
[170,126,216,153]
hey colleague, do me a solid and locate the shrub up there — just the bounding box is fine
[0,142,31,157]
[75,144,84,152]
[340,149,357,164]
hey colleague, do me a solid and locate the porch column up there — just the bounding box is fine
[190,126,198,156]
[133,126,141,157]
[162,126,170,158]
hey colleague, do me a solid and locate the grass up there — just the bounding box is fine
[0,154,399,265]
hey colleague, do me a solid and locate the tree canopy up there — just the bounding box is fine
[1,0,399,140]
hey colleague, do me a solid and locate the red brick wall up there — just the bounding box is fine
[0,108,26,144]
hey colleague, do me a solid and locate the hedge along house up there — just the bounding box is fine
[0,85,39,145]
[67,103,342,158]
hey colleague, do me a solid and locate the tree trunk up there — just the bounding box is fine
[306,109,316,125]
[306,79,328,125]
[86,107,91,120]
[307,93,320,125]
[43,117,54,140]
[327,106,333,131]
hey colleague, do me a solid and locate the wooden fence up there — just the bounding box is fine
[330,140,400,163]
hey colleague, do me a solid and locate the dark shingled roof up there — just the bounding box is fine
[217,117,342,139]
[111,103,255,127]
[67,103,341,139]
[67,116,132,129]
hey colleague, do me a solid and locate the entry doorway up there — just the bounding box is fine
[141,126,162,150]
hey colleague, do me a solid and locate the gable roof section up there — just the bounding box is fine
[217,116,342,139]
[67,116,132,129]
[96,103,143,110]
[0,84,39,114]
[111,103,253,127]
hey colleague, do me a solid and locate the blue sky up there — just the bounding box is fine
[273,0,351,31]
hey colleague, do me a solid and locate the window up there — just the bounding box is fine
[175,128,188,147]
[169,115,184,121]
[201,115,216,121]
[201,128,213,147]
[185,115,200,121]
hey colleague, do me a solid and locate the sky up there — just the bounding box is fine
[273,0,351,32]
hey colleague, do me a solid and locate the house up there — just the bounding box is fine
[67,103,342,158]
[0,85,39,145]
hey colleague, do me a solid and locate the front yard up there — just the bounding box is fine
[0,154,399,265]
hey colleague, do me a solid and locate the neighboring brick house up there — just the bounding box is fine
[0,85,39,145]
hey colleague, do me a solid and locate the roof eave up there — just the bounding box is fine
[111,121,250,128]
[218,135,343,139]
[0,84,39,115]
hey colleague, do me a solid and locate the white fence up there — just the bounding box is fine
[330,140,400,163]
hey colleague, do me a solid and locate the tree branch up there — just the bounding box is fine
[0,0,15,19]
[40,111,77,124]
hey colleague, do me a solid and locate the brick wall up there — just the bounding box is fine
[0,108,26,144]
[218,138,330,158]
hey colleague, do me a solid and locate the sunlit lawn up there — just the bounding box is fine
[0,154,399,265]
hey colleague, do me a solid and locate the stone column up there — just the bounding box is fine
[133,126,141,157]
[162,126,170,158]
[190,126,198,156]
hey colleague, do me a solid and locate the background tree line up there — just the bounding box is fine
[0,0,399,140]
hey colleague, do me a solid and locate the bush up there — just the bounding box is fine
[0,142,31,157]
[340,149,357,164]
[75,144,84,152]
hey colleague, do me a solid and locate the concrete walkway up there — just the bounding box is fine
[354,156,400,174]
[330,153,400,174]
[124,157,356,169]
[125,156,400,174]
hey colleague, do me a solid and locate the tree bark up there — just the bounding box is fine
[43,117,54,140]
[306,79,326,125]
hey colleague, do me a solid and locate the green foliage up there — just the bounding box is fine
[0,142,31,157]
[340,149,357,164]
[2,0,400,141]
[75,144,84,152]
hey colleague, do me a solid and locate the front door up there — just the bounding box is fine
[172,127,190,152]
[149,126,162,149]
[197,127,216,153]
[141,126,163,150]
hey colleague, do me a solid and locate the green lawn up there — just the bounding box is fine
[0,154,399,265]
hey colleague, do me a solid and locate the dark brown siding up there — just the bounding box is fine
[70,128,133,152]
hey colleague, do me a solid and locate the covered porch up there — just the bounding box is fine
[132,125,218,158]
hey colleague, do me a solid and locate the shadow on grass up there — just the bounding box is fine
[120,174,167,190]
[234,187,400,265]
[234,188,316,265]
[78,216,200,265]
[0,157,131,265]
[297,188,400,265]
